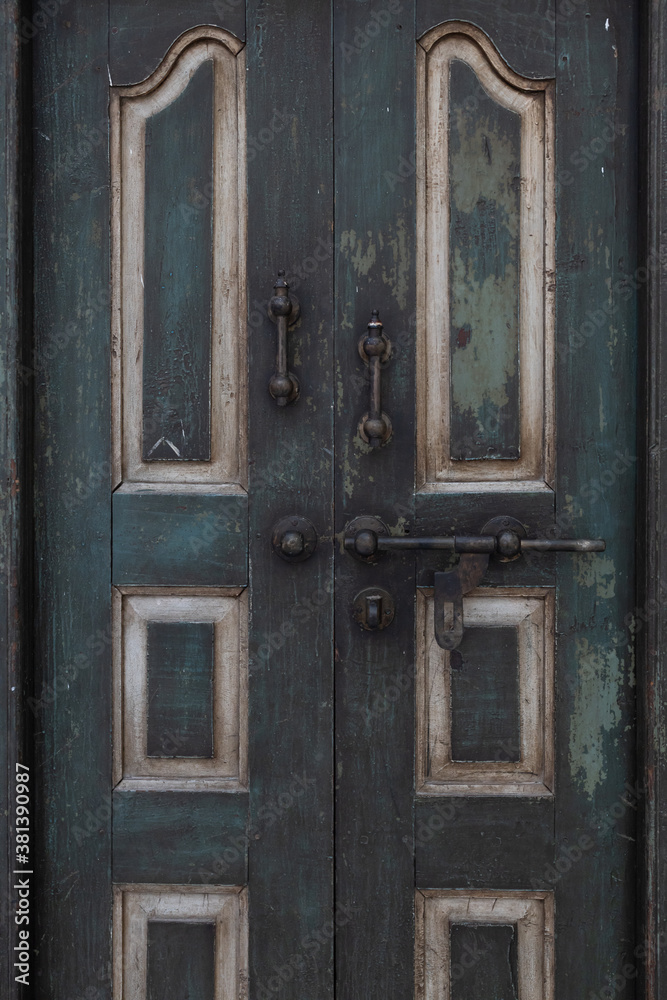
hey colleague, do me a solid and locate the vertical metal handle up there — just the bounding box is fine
[357,310,392,447]
[268,270,300,406]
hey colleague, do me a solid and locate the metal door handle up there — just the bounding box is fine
[344,515,605,650]
[357,310,392,447]
[267,270,300,405]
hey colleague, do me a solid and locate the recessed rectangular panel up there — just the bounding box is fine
[449,59,521,462]
[416,588,554,795]
[450,923,518,1000]
[113,589,247,786]
[146,621,215,758]
[143,59,213,463]
[111,32,247,486]
[417,25,555,490]
[416,891,553,1000]
[113,886,248,1000]
[450,625,520,762]
[147,921,216,1000]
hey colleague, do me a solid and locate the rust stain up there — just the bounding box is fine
[455,325,471,349]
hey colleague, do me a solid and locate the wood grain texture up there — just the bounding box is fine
[116,590,246,784]
[415,797,554,888]
[450,625,520,762]
[111,30,247,487]
[145,621,215,759]
[0,4,27,999]
[32,4,112,996]
[112,489,248,587]
[554,1,638,996]
[417,22,554,490]
[416,588,554,795]
[142,58,214,463]
[448,58,521,462]
[112,790,248,884]
[333,2,416,996]
[113,886,248,1000]
[416,890,554,1000]
[450,924,518,1000]
[147,921,216,1000]
[641,3,667,996]
[245,1,334,996]
[417,0,555,80]
[109,0,245,86]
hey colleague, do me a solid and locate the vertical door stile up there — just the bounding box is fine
[554,1,638,995]
[246,2,335,997]
[333,2,417,994]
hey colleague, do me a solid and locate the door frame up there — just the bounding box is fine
[0,0,665,996]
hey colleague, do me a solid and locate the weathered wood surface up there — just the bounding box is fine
[416,797,554,887]
[112,491,247,586]
[142,59,214,463]
[641,2,667,996]
[417,0,555,79]
[333,1,417,995]
[32,3,113,996]
[112,789,248,884]
[450,625,520,762]
[450,923,518,1000]
[448,58,521,462]
[109,0,245,85]
[245,1,335,996]
[554,1,638,996]
[145,621,215,758]
[0,5,26,999]
[147,921,216,1000]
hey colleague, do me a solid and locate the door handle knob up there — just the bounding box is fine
[267,270,300,405]
[344,515,605,650]
[272,515,317,562]
[357,310,392,447]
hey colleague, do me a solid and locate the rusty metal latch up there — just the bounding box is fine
[357,310,392,448]
[267,270,300,406]
[344,515,606,650]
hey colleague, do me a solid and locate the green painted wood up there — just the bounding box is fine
[109,0,245,86]
[415,798,554,888]
[32,3,113,996]
[417,0,555,79]
[415,491,555,535]
[147,921,216,1000]
[333,1,416,995]
[143,58,213,463]
[112,491,247,586]
[449,59,521,462]
[450,924,518,1000]
[0,5,27,999]
[554,2,638,996]
[113,790,247,884]
[450,626,520,762]
[641,3,667,994]
[245,1,334,996]
[146,621,214,758]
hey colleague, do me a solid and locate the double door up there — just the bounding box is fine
[31,1,638,997]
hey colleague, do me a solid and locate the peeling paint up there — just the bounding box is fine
[569,638,624,798]
[339,229,377,277]
[573,553,616,598]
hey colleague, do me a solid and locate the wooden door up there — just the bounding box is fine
[22,1,639,998]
